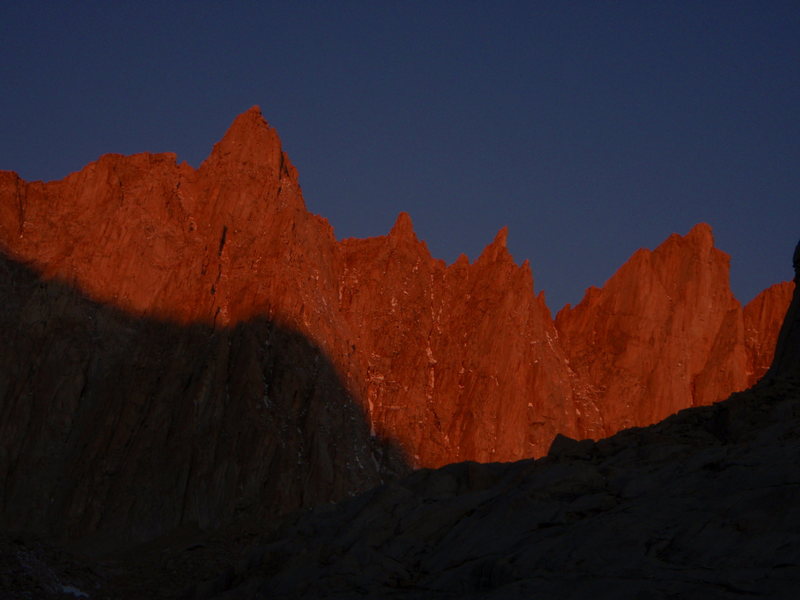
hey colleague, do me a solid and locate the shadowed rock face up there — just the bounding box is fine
[0,107,791,471]
[0,253,407,553]
[764,240,800,382]
[201,240,800,600]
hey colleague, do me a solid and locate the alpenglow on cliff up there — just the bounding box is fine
[0,107,792,547]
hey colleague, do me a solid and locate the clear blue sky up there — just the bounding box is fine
[2,1,798,311]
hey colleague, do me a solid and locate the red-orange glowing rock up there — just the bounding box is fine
[338,220,579,466]
[0,107,792,476]
[743,281,795,382]
[554,225,793,436]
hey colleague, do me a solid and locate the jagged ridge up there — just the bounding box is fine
[0,107,790,467]
[190,242,800,599]
[0,108,793,554]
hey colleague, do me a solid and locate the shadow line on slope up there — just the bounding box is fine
[0,251,410,556]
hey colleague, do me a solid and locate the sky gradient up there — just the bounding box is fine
[2,2,798,311]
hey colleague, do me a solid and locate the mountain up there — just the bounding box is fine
[555,225,794,436]
[0,108,792,553]
[200,248,800,598]
[0,108,409,553]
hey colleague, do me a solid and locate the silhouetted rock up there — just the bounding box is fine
[764,239,800,382]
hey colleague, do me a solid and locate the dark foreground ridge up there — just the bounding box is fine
[6,245,794,598]
[0,251,407,600]
[189,240,800,599]
[215,381,800,599]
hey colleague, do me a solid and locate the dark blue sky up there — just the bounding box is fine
[2,2,798,311]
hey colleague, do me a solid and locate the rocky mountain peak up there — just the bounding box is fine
[475,226,510,264]
[388,211,418,242]
[0,109,793,555]
[199,106,298,187]
[685,221,715,248]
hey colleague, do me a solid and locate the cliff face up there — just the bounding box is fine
[0,254,406,552]
[744,281,796,382]
[556,225,751,436]
[209,246,800,600]
[339,223,579,465]
[0,108,792,546]
[0,108,405,549]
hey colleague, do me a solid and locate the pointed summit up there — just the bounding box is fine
[492,226,509,248]
[225,105,268,136]
[200,106,287,177]
[685,222,715,251]
[216,106,272,146]
[388,212,418,242]
[477,226,510,263]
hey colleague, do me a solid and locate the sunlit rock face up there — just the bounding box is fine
[337,221,580,466]
[744,281,795,382]
[0,107,792,495]
[0,108,405,550]
[555,225,792,437]
[211,254,800,600]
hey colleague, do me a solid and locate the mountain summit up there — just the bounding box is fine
[0,109,794,553]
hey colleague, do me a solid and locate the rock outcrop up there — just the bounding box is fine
[554,224,788,436]
[0,108,793,552]
[338,222,579,466]
[0,253,406,554]
[744,281,795,381]
[208,382,800,599]
[194,239,800,600]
